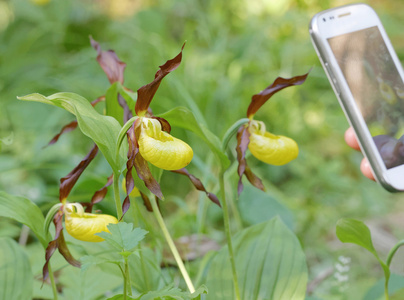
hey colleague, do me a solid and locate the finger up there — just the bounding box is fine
[344,127,361,151]
[360,158,376,181]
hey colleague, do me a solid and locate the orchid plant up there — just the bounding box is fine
[2,37,313,300]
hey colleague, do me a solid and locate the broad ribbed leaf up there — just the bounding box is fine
[0,191,47,247]
[158,106,229,169]
[206,218,307,300]
[0,237,33,300]
[18,92,124,172]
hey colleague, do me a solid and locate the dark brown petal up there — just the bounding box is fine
[135,43,185,116]
[123,122,164,217]
[244,165,265,192]
[152,116,171,133]
[139,191,153,212]
[46,120,78,147]
[42,208,80,281]
[90,36,126,84]
[236,125,250,195]
[46,96,105,147]
[84,174,114,213]
[246,72,310,118]
[118,94,133,123]
[59,144,99,202]
[172,168,221,207]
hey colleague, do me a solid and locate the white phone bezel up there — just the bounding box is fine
[310,3,404,192]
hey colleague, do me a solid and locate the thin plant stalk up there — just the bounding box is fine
[219,170,241,300]
[48,264,58,300]
[113,172,123,220]
[149,195,196,293]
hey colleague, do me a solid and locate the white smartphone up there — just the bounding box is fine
[310,3,404,192]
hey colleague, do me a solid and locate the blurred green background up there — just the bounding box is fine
[1,0,404,298]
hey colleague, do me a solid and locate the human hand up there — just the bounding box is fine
[344,127,375,181]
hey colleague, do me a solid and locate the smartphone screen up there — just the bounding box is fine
[327,27,404,170]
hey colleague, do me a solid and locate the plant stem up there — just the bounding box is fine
[386,239,404,267]
[219,170,241,300]
[113,171,123,220]
[149,195,195,293]
[48,264,58,300]
[125,257,132,296]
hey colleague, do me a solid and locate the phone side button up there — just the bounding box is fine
[324,62,341,95]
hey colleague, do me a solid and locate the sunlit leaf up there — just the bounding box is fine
[246,72,310,118]
[0,191,47,247]
[207,217,307,300]
[96,222,148,252]
[18,92,125,172]
[90,36,126,84]
[135,43,185,116]
[0,237,33,300]
[158,106,229,169]
[336,218,390,280]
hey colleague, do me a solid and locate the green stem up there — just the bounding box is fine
[48,264,58,300]
[149,195,195,293]
[219,170,241,300]
[113,172,123,220]
[123,262,127,300]
[125,257,132,296]
[386,240,404,267]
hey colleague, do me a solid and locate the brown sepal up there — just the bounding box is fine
[246,72,310,118]
[236,125,250,195]
[135,43,185,115]
[139,191,153,212]
[46,96,105,147]
[42,208,80,281]
[172,168,221,207]
[84,174,114,213]
[59,144,99,202]
[90,36,126,84]
[46,120,78,147]
[118,94,133,123]
[123,122,164,217]
[244,165,265,192]
[152,116,171,133]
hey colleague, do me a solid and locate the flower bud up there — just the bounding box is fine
[138,118,193,170]
[64,203,118,242]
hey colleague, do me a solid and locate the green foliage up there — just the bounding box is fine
[97,222,148,252]
[206,217,307,300]
[17,92,125,172]
[0,191,47,247]
[0,237,33,300]
[107,284,208,300]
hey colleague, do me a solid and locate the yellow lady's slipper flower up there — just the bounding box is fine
[138,118,193,170]
[64,203,118,242]
[248,120,298,166]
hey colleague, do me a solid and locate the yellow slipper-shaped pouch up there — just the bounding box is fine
[138,118,193,170]
[248,121,298,166]
[64,203,118,242]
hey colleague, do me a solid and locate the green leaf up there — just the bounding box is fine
[336,218,390,289]
[363,273,404,300]
[133,284,208,300]
[105,82,125,125]
[0,191,47,247]
[239,185,294,230]
[158,107,230,169]
[0,237,33,300]
[96,222,148,251]
[107,295,136,300]
[80,255,124,272]
[206,217,307,300]
[18,92,125,172]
